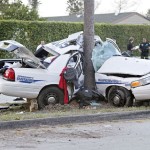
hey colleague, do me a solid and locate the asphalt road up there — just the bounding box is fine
[0,119,150,150]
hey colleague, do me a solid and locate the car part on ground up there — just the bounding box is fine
[75,86,104,108]
[76,87,93,108]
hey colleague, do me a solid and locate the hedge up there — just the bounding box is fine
[0,20,150,58]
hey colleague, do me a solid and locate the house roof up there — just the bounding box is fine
[45,12,150,24]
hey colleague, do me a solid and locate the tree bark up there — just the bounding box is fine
[83,0,95,90]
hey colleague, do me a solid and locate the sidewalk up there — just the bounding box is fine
[0,110,150,130]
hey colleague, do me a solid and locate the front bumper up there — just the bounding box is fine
[132,84,150,100]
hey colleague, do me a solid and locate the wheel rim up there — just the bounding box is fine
[112,94,121,105]
[45,93,58,105]
[109,89,125,107]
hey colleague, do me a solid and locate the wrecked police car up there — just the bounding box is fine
[1,32,150,108]
[93,38,150,107]
[0,40,83,109]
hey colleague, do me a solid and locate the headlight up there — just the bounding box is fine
[131,76,150,88]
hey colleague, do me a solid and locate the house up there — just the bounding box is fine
[45,12,150,25]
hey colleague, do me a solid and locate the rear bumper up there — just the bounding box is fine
[0,77,39,99]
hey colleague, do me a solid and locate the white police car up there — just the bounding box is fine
[93,38,150,107]
[0,40,83,109]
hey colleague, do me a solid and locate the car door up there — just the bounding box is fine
[66,52,84,97]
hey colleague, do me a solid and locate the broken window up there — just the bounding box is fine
[92,40,121,72]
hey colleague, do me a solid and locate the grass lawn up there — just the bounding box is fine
[0,101,150,121]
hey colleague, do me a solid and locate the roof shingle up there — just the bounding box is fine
[45,12,150,24]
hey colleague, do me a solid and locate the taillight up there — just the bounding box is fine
[3,68,15,81]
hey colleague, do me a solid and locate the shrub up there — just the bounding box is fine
[0,20,150,58]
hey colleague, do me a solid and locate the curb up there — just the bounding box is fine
[0,110,150,130]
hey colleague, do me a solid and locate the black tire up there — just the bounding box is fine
[37,87,64,109]
[108,86,133,107]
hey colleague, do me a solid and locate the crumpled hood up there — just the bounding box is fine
[43,31,83,56]
[97,56,150,76]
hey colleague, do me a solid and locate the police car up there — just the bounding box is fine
[93,38,150,107]
[0,39,83,109]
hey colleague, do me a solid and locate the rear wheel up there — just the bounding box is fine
[108,86,133,107]
[37,87,64,109]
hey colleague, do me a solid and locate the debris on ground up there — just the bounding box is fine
[16,111,24,114]
[0,106,9,110]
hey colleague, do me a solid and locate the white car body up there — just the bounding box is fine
[95,56,150,100]
[0,54,70,98]
[0,38,83,109]
[92,37,150,106]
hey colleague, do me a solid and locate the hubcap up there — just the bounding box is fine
[48,97,56,104]
[46,93,57,104]
[113,95,121,105]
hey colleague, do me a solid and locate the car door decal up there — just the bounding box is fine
[96,79,129,86]
[17,75,44,83]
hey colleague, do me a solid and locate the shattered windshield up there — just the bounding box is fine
[92,40,121,72]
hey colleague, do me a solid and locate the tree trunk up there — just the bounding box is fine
[83,0,95,90]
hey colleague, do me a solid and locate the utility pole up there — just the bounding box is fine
[83,0,95,90]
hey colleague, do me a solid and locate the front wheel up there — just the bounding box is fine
[108,86,133,107]
[37,86,64,109]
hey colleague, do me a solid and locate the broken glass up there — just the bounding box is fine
[92,40,121,72]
